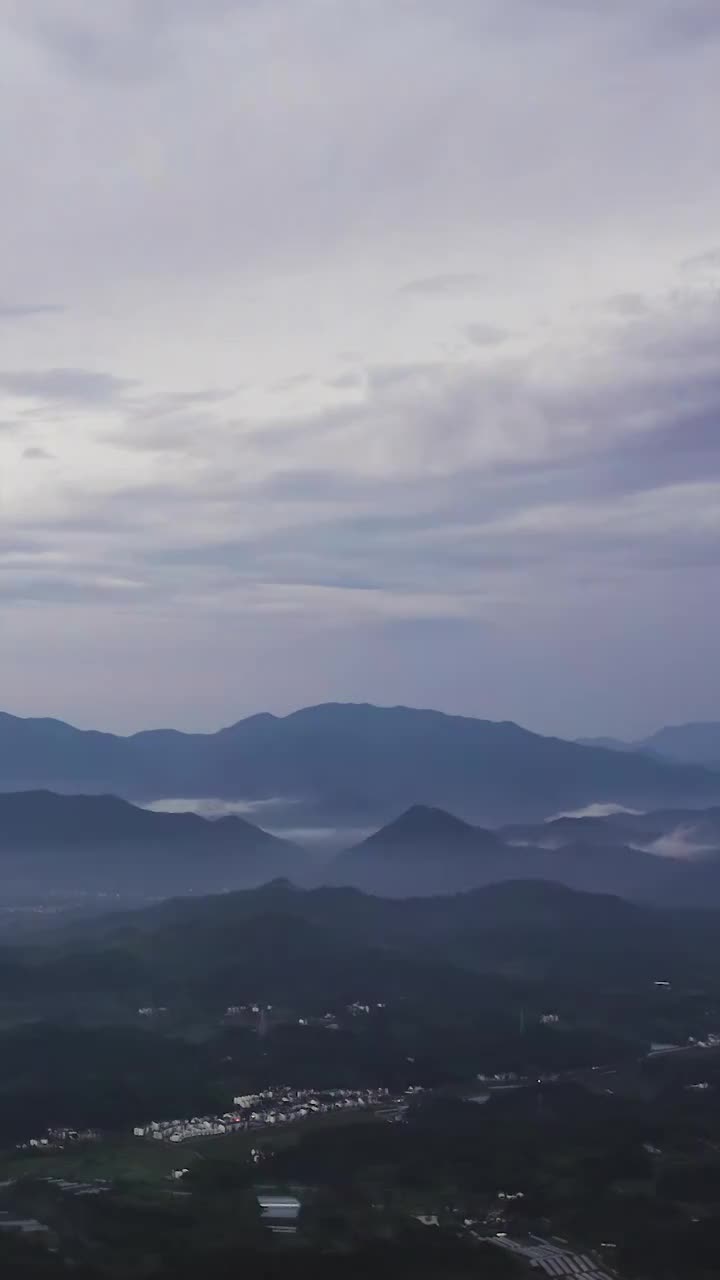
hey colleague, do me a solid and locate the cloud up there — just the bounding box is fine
[465,323,510,347]
[0,302,65,320]
[659,2,720,46]
[681,247,720,277]
[7,274,720,628]
[549,804,644,821]
[644,828,720,860]
[603,294,650,318]
[326,372,364,391]
[0,574,146,604]
[22,446,54,460]
[1,0,720,735]
[400,273,486,298]
[274,373,314,392]
[7,0,249,80]
[139,388,237,412]
[143,795,299,820]
[0,367,135,403]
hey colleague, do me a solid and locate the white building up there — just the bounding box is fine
[257,1194,301,1235]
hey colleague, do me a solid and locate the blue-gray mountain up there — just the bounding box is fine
[331,804,720,905]
[579,722,720,768]
[0,790,302,894]
[2,703,720,827]
[2,789,719,907]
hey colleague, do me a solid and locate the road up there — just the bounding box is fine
[483,1232,616,1279]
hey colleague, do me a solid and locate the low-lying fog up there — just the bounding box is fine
[142,796,372,855]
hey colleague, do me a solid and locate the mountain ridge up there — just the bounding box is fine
[3,786,720,905]
[330,802,720,905]
[3,702,720,826]
[0,790,303,893]
[23,875,720,1003]
[579,721,720,767]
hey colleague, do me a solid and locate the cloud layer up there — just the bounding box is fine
[1,0,719,735]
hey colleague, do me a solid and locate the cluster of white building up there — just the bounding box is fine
[133,1086,403,1144]
[649,1030,720,1057]
[16,1127,100,1152]
[688,1031,720,1048]
[224,1003,273,1018]
[133,1116,236,1142]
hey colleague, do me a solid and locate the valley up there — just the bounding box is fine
[3,706,720,1276]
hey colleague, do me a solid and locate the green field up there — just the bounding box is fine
[0,1106,391,1190]
[0,1137,189,1187]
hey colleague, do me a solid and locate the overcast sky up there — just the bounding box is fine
[1,0,719,738]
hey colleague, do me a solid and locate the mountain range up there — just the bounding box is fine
[579,721,720,768]
[331,803,720,905]
[3,788,720,908]
[14,876,720,1008]
[503,806,720,854]
[0,790,301,893]
[2,703,720,828]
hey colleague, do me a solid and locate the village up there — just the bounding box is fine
[131,1085,412,1144]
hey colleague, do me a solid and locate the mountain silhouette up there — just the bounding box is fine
[0,790,303,893]
[2,702,720,827]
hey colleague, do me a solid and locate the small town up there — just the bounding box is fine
[11,1087,412,1157]
[131,1085,412,1144]
[15,1128,101,1153]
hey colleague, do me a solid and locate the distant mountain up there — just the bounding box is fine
[344,804,503,861]
[330,803,720,904]
[0,791,303,893]
[577,736,635,753]
[31,877,720,1000]
[3,703,720,827]
[579,723,720,769]
[331,805,507,894]
[503,814,646,849]
[330,804,669,900]
[640,723,720,767]
[504,806,720,855]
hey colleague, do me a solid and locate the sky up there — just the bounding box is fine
[1,0,719,739]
